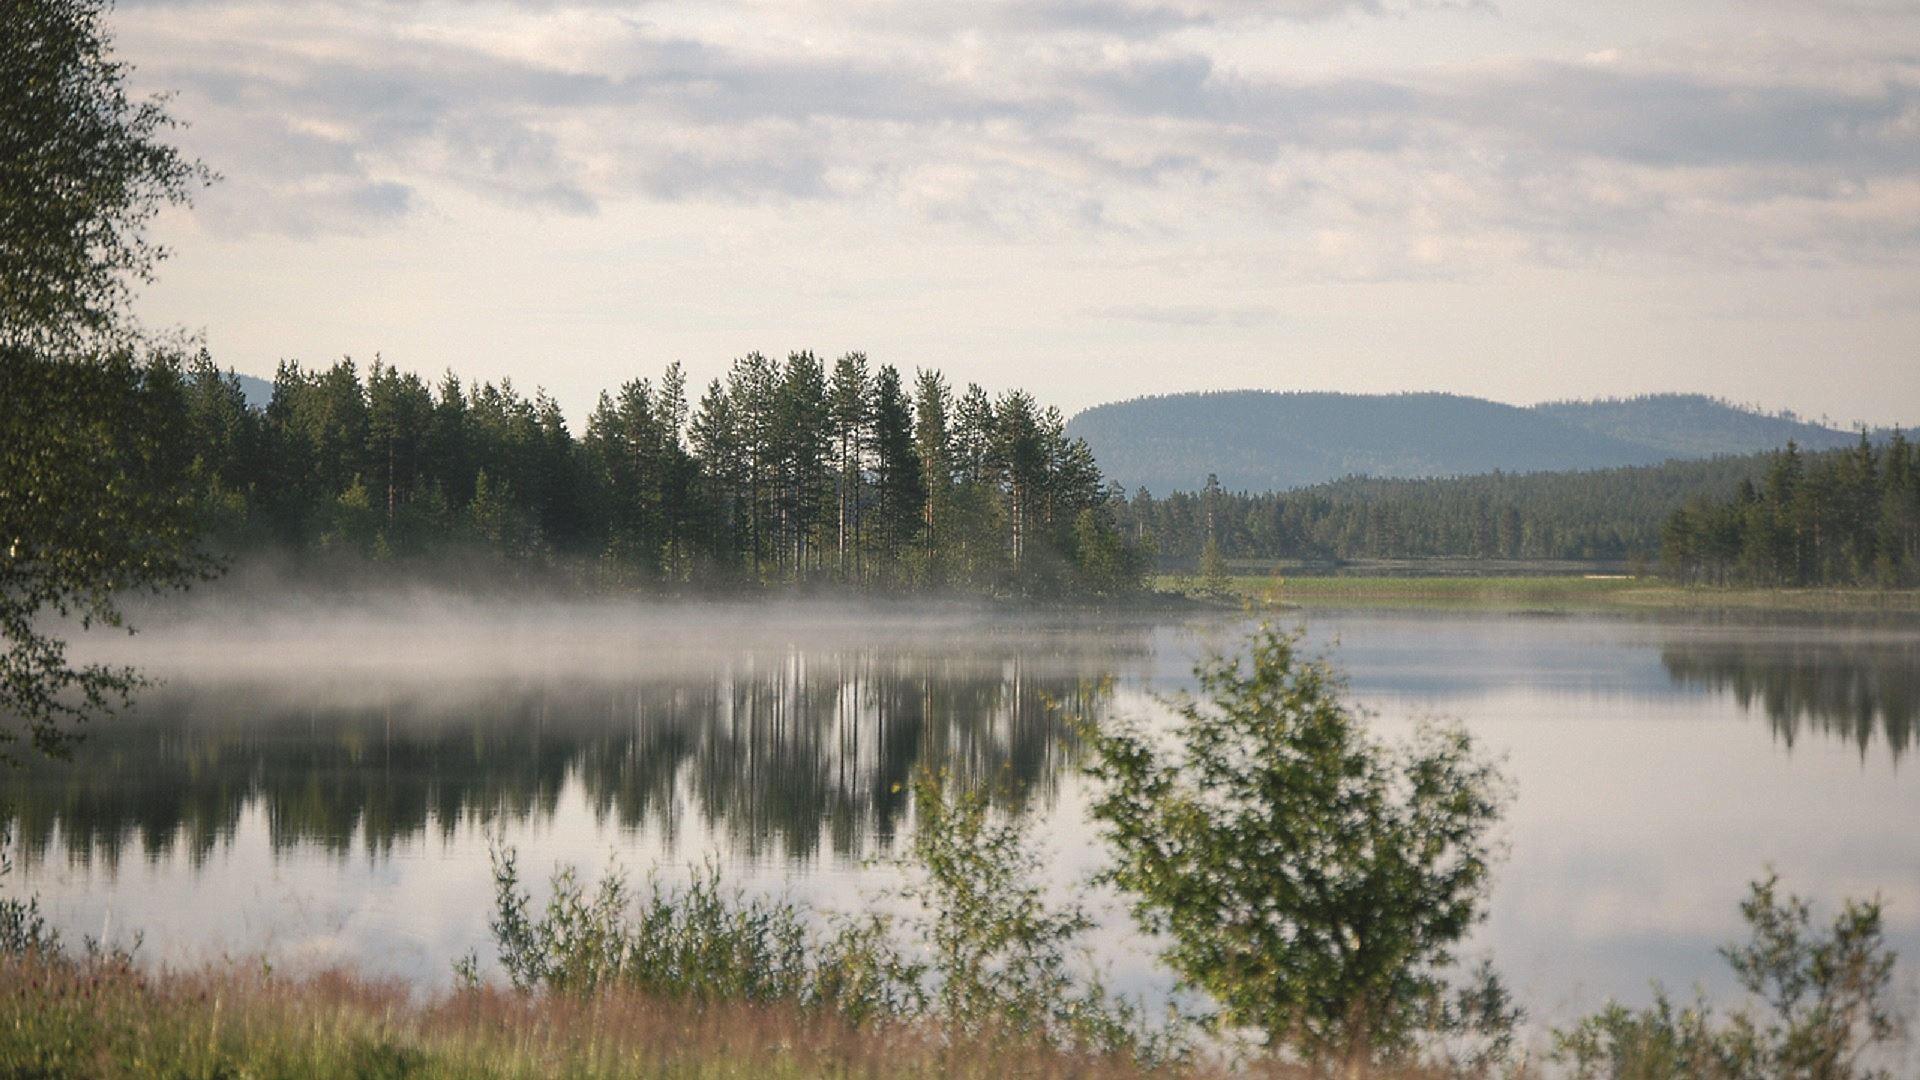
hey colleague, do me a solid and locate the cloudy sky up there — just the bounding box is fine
[117,0,1920,425]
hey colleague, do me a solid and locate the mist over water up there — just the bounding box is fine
[8,594,1920,1048]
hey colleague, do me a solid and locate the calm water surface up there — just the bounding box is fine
[5,602,1917,1038]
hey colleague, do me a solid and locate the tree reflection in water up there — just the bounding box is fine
[1,634,1142,872]
[1662,634,1917,761]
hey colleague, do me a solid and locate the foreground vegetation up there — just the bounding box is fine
[0,953,1178,1080]
[0,871,1905,1079]
[3,838,1906,1078]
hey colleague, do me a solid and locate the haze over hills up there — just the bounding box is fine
[1066,391,1871,496]
[233,372,274,410]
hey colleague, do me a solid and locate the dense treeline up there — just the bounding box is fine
[1662,436,1920,586]
[163,350,1145,596]
[1116,453,1783,568]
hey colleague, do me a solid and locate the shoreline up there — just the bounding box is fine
[1151,575,1920,615]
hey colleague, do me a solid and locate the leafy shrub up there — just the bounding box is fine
[480,771,1177,1064]
[1554,873,1905,1079]
[485,845,921,1023]
[1083,624,1517,1074]
[902,770,1175,1060]
[1,819,56,957]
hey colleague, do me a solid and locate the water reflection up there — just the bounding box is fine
[9,615,1919,880]
[1661,633,1918,760]
[3,641,1135,872]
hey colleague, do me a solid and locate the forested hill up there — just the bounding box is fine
[1533,395,1862,459]
[1068,391,1865,495]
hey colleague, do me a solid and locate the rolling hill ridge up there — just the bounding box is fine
[1066,391,1870,495]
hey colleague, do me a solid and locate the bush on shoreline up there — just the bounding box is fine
[478,771,1178,1065]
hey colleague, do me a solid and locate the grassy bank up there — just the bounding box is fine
[0,955,1144,1080]
[0,954,1484,1080]
[1154,574,1920,614]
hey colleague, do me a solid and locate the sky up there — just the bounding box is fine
[114,0,1920,427]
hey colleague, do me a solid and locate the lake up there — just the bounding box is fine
[5,600,1917,1047]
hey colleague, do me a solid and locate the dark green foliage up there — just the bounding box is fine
[1,350,215,760]
[1553,874,1903,1079]
[913,369,955,583]
[1117,448,1879,569]
[869,365,925,573]
[144,351,1142,596]
[0,0,210,351]
[3,0,217,762]
[775,352,832,575]
[1083,625,1515,1071]
[1198,474,1229,593]
[1663,435,1920,586]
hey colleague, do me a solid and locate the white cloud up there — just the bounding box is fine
[110,0,1920,426]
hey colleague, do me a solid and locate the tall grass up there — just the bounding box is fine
[0,953,1177,1079]
[480,851,923,1026]
[479,771,1178,1065]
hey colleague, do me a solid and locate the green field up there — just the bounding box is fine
[1154,574,1920,614]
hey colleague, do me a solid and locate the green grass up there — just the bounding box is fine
[1154,575,1920,614]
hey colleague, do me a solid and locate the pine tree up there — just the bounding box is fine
[654,361,695,576]
[726,353,779,578]
[913,369,954,566]
[828,353,871,580]
[777,351,831,575]
[689,378,742,571]
[870,365,925,577]
[995,391,1043,575]
[1200,471,1230,594]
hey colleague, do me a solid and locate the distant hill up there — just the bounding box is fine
[1066,391,1869,495]
[233,372,274,410]
[1532,395,1860,459]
